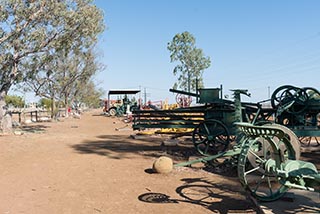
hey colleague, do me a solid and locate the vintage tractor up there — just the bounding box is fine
[104,89,140,116]
[271,85,320,148]
[134,84,319,202]
[173,87,319,202]
[133,87,274,156]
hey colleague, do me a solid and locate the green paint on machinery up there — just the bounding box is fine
[173,112,319,202]
[133,84,320,155]
[132,84,320,202]
[271,85,320,147]
[133,86,274,156]
[236,122,319,202]
[104,89,140,116]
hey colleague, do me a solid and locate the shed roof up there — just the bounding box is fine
[108,89,140,95]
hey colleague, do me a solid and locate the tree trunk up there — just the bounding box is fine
[64,93,69,118]
[187,69,191,93]
[51,97,56,119]
[0,90,13,134]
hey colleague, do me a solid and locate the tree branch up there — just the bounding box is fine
[0,1,45,44]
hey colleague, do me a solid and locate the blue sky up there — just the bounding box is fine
[94,0,320,103]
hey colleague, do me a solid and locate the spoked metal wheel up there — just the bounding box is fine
[299,136,320,147]
[271,85,295,109]
[175,94,192,108]
[271,85,310,114]
[108,108,117,116]
[237,126,297,201]
[263,124,301,160]
[302,87,320,100]
[246,124,301,173]
[279,87,309,114]
[192,119,230,156]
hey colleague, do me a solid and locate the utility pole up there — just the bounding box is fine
[143,87,151,105]
[139,85,141,106]
[144,88,147,105]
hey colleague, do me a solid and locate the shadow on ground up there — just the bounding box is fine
[138,177,258,214]
[259,190,320,214]
[16,124,50,133]
[71,134,199,160]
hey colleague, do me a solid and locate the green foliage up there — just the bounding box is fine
[39,98,65,113]
[74,80,105,108]
[5,95,25,108]
[0,0,105,95]
[167,31,211,92]
[39,98,52,110]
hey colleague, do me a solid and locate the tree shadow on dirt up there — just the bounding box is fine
[259,193,320,214]
[138,177,258,214]
[16,124,50,133]
[71,134,199,160]
[91,113,107,117]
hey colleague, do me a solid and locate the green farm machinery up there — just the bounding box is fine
[236,122,319,201]
[271,85,320,148]
[133,84,320,201]
[133,85,320,154]
[104,89,140,116]
[133,87,274,156]
[174,121,319,202]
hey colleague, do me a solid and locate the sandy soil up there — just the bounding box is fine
[0,109,318,214]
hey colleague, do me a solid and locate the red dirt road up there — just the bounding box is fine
[0,110,256,213]
[0,110,317,213]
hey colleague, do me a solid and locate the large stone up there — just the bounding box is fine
[162,139,179,146]
[152,156,173,174]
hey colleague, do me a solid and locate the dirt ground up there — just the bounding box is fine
[0,109,318,214]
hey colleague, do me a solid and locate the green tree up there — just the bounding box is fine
[74,80,105,109]
[5,95,25,108]
[0,0,104,131]
[39,98,52,111]
[24,48,103,117]
[167,31,211,92]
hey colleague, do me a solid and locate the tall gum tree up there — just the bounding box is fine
[24,48,103,118]
[0,0,104,133]
[167,31,211,93]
